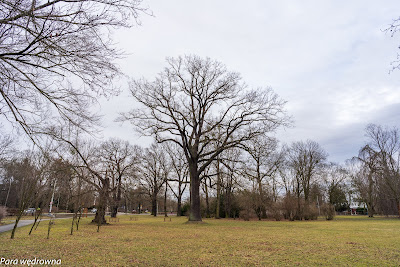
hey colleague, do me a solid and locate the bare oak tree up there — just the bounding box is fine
[121,55,289,221]
[0,0,145,141]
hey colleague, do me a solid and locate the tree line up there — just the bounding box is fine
[1,1,400,240]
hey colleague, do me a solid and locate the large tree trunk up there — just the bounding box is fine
[177,196,182,216]
[111,177,122,218]
[189,164,202,222]
[151,194,157,216]
[92,202,107,224]
[92,182,109,224]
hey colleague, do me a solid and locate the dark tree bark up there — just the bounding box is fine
[92,180,109,224]
[151,193,158,216]
[189,165,202,222]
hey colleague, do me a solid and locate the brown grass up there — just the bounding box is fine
[0,215,399,266]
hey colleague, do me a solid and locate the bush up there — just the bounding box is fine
[282,194,297,221]
[0,206,7,222]
[239,209,257,221]
[180,202,190,216]
[269,202,282,221]
[322,203,335,220]
[237,190,258,221]
[303,203,319,220]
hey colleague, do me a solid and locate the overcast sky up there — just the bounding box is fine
[97,1,400,163]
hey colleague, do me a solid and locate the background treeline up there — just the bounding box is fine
[1,123,399,222]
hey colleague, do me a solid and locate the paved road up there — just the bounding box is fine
[0,220,36,233]
[0,214,78,234]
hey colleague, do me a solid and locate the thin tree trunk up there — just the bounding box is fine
[29,209,41,235]
[76,207,82,231]
[10,210,23,239]
[164,182,168,217]
[70,213,76,235]
[216,159,221,219]
[189,163,202,221]
[204,180,210,218]
[177,181,182,216]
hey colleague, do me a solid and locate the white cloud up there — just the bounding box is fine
[96,0,400,163]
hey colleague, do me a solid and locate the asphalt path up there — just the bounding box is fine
[0,213,146,233]
[0,219,36,233]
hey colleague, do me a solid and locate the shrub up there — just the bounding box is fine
[303,203,319,220]
[282,194,297,221]
[181,202,190,216]
[269,202,282,221]
[322,203,336,220]
[237,190,258,221]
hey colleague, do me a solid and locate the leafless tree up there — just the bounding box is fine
[0,0,146,142]
[351,146,379,217]
[3,150,49,239]
[243,136,284,220]
[137,143,168,216]
[121,55,289,221]
[364,124,400,216]
[219,147,243,218]
[384,17,400,71]
[164,142,188,216]
[97,138,139,218]
[323,162,349,213]
[287,140,327,220]
[0,133,13,160]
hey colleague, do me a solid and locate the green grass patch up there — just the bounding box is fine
[1,215,399,266]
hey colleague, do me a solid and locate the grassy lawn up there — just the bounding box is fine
[1,215,399,266]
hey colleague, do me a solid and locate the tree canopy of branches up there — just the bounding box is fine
[385,17,400,71]
[353,124,400,217]
[287,140,327,220]
[244,136,284,219]
[122,55,290,221]
[137,143,168,216]
[97,138,138,217]
[0,0,145,141]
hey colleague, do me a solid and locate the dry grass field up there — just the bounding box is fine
[1,215,399,266]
